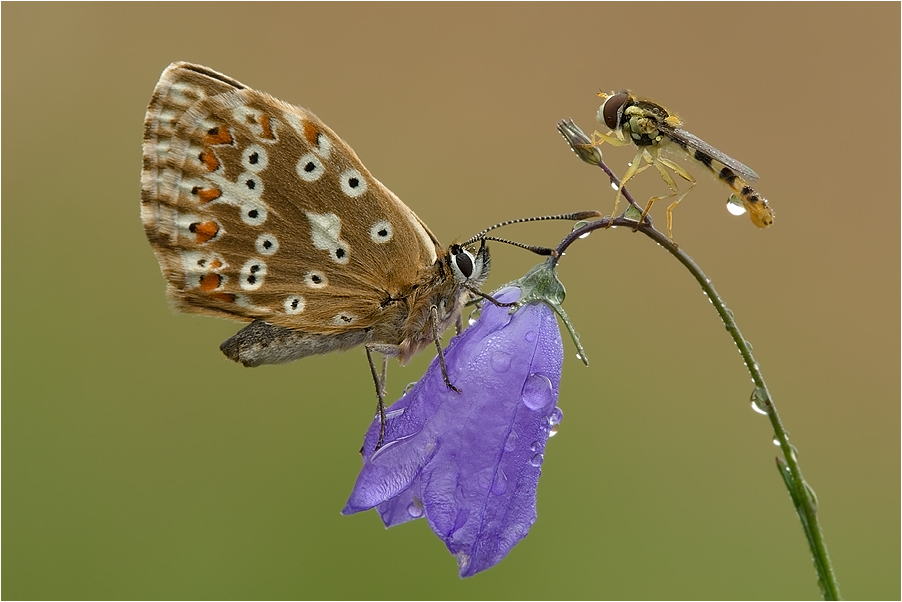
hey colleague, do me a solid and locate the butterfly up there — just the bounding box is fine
[141,62,595,442]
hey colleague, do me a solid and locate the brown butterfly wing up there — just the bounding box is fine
[142,62,441,336]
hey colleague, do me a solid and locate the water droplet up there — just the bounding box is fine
[490,351,512,373]
[407,501,424,518]
[403,381,417,394]
[505,431,519,452]
[549,425,559,437]
[743,339,753,352]
[530,453,545,467]
[549,407,563,426]
[578,231,591,239]
[571,220,590,232]
[772,437,781,446]
[529,441,540,452]
[575,352,584,362]
[750,386,769,415]
[610,181,619,190]
[803,481,819,511]
[491,470,509,495]
[524,330,536,342]
[726,194,747,216]
[468,316,477,326]
[521,373,553,410]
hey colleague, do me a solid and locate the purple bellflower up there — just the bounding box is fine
[343,283,565,577]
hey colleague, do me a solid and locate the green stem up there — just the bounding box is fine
[555,119,842,600]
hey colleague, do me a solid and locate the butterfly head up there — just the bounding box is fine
[446,239,490,290]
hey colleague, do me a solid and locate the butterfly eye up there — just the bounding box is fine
[450,245,475,280]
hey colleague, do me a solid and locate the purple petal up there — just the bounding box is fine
[342,287,564,577]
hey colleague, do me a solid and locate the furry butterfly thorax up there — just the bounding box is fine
[142,62,595,387]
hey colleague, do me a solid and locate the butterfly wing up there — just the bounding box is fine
[142,63,441,336]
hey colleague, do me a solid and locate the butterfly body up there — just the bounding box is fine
[142,62,488,368]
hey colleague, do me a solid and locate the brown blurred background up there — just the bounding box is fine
[3,3,898,599]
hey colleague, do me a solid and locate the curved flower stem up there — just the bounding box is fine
[555,120,841,600]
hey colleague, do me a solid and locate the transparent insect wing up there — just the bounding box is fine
[658,123,760,182]
[142,63,442,335]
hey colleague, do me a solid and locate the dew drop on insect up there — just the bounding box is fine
[522,374,553,410]
[530,453,545,467]
[726,194,747,216]
[750,386,769,415]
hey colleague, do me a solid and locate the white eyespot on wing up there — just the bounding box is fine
[239,259,267,291]
[241,204,267,226]
[239,172,264,198]
[332,312,358,326]
[296,153,325,182]
[303,270,328,289]
[181,251,227,274]
[255,233,279,256]
[339,168,367,198]
[242,144,269,172]
[284,295,306,315]
[369,220,393,244]
[306,212,351,264]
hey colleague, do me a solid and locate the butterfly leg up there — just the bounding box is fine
[365,345,390,449]
[430,305,461,395]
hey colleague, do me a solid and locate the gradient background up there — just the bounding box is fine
[3,3,898,599]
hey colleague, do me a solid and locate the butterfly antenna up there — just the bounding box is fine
[462,211,601,246]
[482,236,554,256]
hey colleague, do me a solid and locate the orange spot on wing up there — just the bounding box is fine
[194,187,221,203]
[259,114,275,139]
[204,126,233,145]
[209,259,223,269]
[198,273,222,291]
[302,121,319,146]
[189,221,220,243]
[198,149,220,172]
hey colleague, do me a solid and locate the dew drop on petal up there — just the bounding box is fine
[530,453,545,467]
[549,425,559,438]
[524,330,536,342]
[529,441,540,452]
[521,373,553,410]
[491,470,509,495]
[407,501,424,518]
[491,351,512,373]
[504,431,519,452]
[548,407,563,426]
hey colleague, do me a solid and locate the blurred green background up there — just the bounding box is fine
[3,4,898,599]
